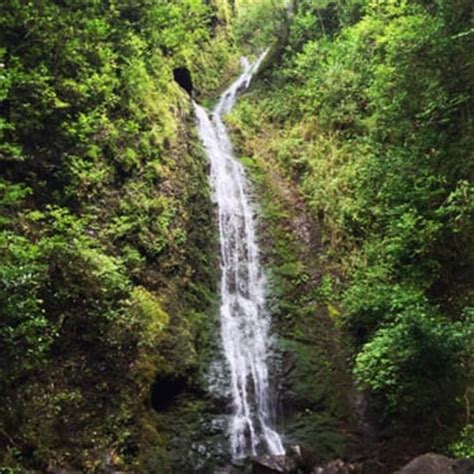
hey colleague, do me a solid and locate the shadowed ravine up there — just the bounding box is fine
[194,53,285,460]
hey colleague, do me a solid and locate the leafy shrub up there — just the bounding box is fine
[354,310,471,420]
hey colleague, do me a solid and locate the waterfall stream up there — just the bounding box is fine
[194,54,285,460]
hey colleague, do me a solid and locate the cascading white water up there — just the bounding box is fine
[194,53,285,459]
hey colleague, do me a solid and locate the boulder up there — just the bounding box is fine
[395,453,454,473]
[452,458,474,474]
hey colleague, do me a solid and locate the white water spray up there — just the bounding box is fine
[194,53,285,459]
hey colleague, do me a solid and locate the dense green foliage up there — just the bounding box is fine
[231,0,473,455]
[233,0,287,51]
[0,0,238,470]
[1,0,473,470]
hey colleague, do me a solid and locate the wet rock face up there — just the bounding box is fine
[249,451,362,474]
[250,454,298,474]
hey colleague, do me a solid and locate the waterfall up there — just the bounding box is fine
[194,53,285,460]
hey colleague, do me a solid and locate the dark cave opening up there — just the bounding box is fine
[173,67,194,96]
[150,375,187,411]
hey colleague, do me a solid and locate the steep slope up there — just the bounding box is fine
[229,0,474,468]
[0,1,239,471]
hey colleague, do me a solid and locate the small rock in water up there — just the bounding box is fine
[214,465,241,474]
[289,444,319,472]
[251,454,298,474]
[312,459,360,474]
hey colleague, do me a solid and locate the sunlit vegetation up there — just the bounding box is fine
[1,1,236,470]
[231,0,473,457]
[1,0,473,470]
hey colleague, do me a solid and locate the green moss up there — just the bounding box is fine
[130,287,169,343]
